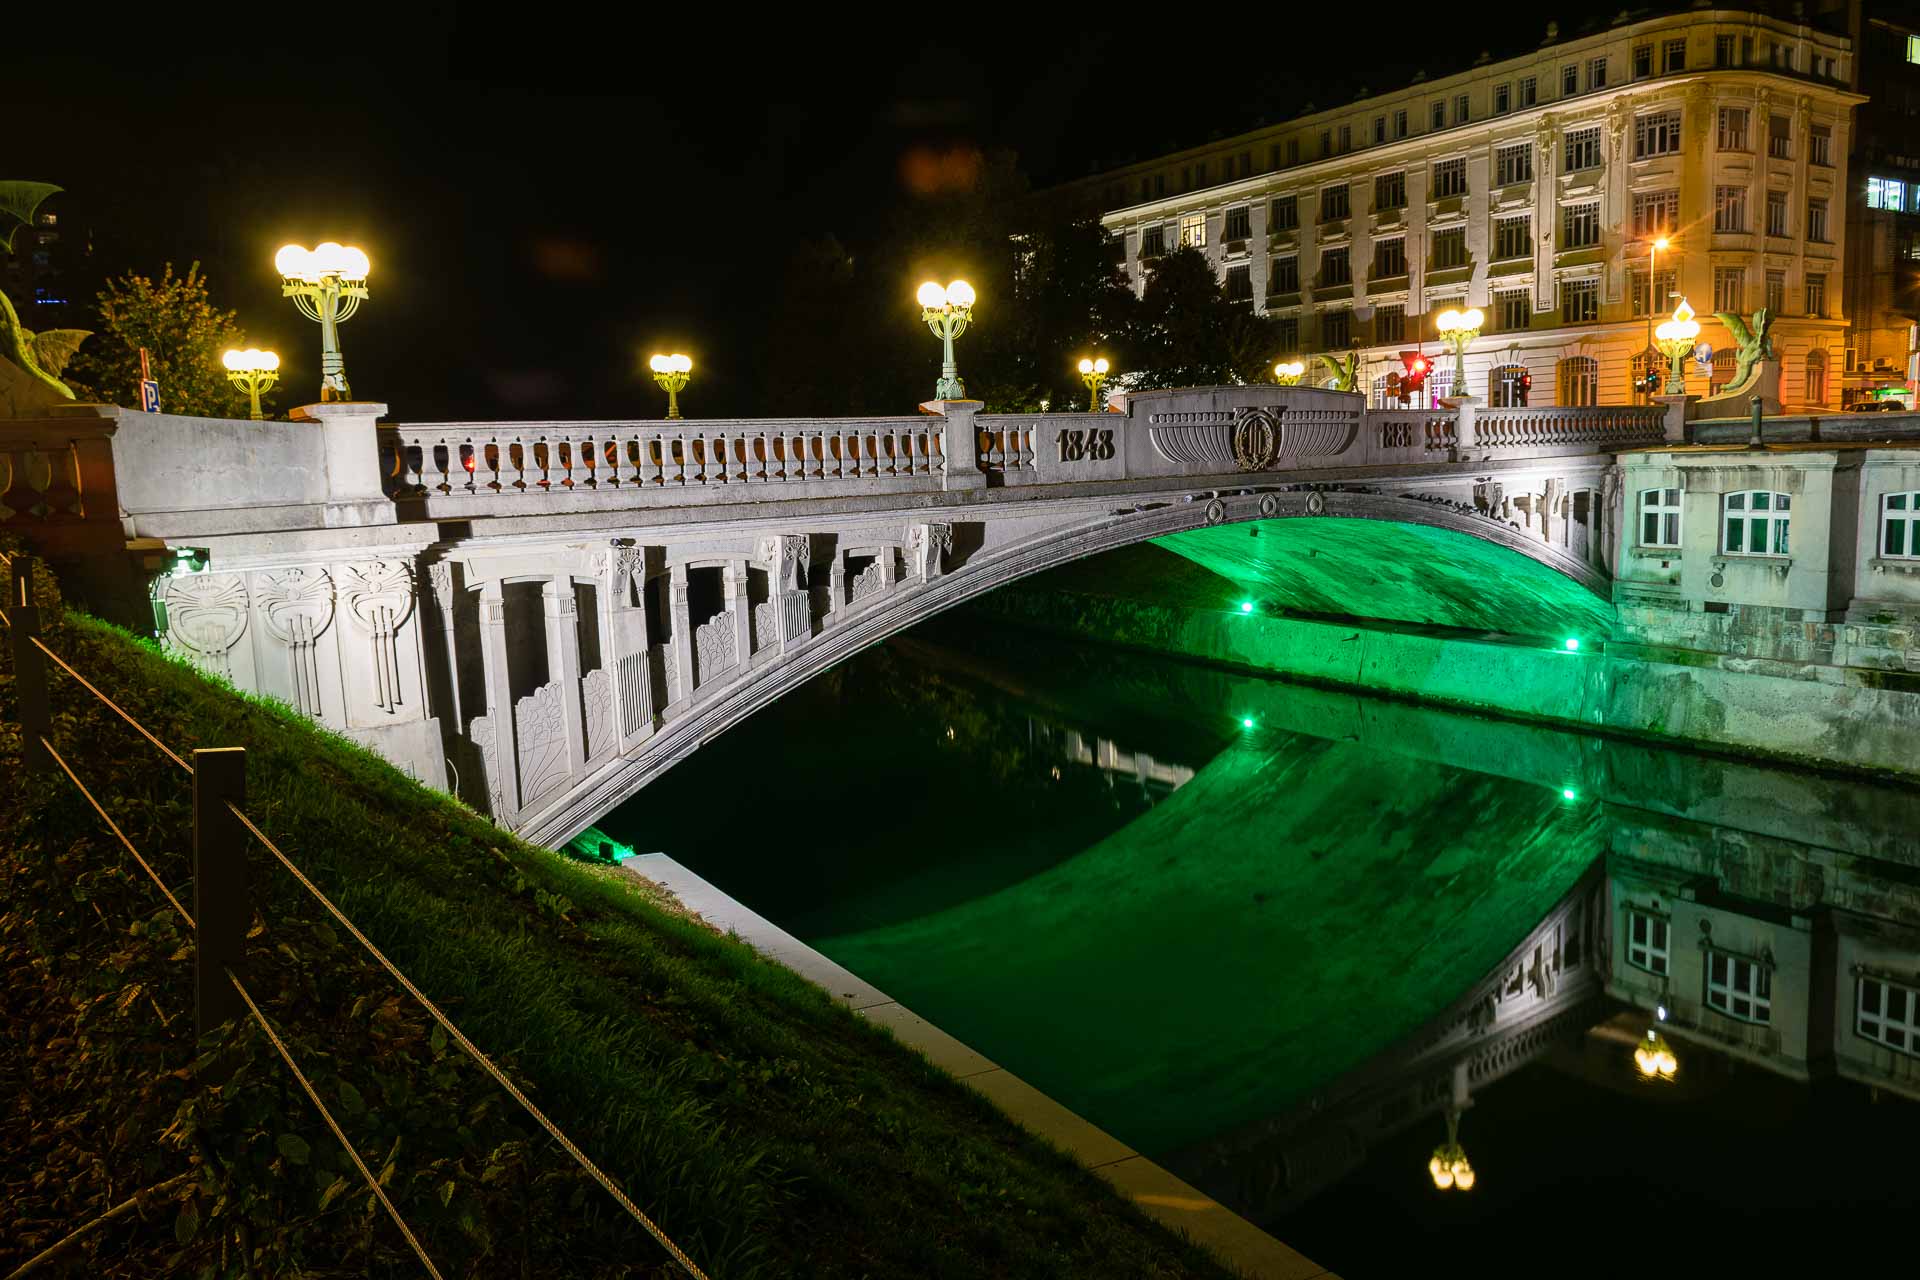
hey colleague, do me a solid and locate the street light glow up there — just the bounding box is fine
[1241,717,1255,729]
[919,278,977,400]
[277,241,371,401]
[1240,601,1255,613]
[918,281,948,309]
[649,353,694,418]
[1274,359,1306,384]
[1564,637,1581,651]
[221,348,280,420]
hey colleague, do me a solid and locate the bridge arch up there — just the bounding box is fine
[505,485,1614,846]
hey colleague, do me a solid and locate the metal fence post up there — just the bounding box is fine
[192,747,248,1043]
[9,565,51,773]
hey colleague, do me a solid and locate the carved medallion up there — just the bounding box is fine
[1204,498,1227,525]
[1258,494,1279,518]
[164,573,249,676]
[1306,491,1326,516]
[1232,407,1283,472]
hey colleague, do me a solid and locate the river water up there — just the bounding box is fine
[603,613,1920,1277]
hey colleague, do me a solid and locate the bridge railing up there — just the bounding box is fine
[380,417,948,507]
[1470,405,1668,456]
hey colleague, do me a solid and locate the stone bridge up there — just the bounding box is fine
[0,386,1672,847]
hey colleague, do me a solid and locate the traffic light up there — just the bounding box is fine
[1400,350,1431,393]
[1519,370,1533,405]
[1642,368,1662,394]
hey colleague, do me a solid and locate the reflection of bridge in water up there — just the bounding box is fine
[1029,719,1198,799]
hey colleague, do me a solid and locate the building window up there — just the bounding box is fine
[1706,950,1772,1024]
[1587,57,1608,90]
[1374,116,1387,145]
[1562,201,1601,249]
[1882,491,1920,557]
[1910,33,1920,64]
[1712,348,1738,389]
[1226,264,1253,301]
[1140,226,1166,258]
[1320,129,1332,157]
[1495,287,1530,332]
[1224,206,1252,240]
[1807,198,1829,242]
[1565,127,1601,171]
[1718,107,1749,151]
[1633,44,1653,79]
[1268,143,1281,172]
[1714,185,1748,232]
[1322,308,1351,350]
[1320,183,1351,221]
[1519,76,1537,107]
[1494,215,1531,261]
[1320,246,1351,286]
[1431,100,1446,130]
[1716,33,1737,67]
[1626,908,1671,972]
[1636,110,1683,159]
[1339,124,1353,153]
[1766,269,1786,314]
[1488,363,1529,406]
[1432,157,1468,198]
[1723,490,1791,555]
[1859,977,1920,1055]
[1714,266,1745,312]
[1275,316,1298,350]
[1395,109,1409,138]
[1433,227,1468,270]
[1557,354,1599,404]
[1154,174,1167,197]
[1868,177,1907,211]
[1806,349,1828,406]
[1632,189,1679,239]
[1179,212,1207,248]
[1373,237,1406,278]
[1632,268,1678,316]
[1810,126,1831,166]
[1269,255,1299,294]
[1560,278,1599,325]
[1806,272,1827,315]
[1272,195,1299,230]
[1495,143,1532,186]
[1663,37,1687,73]
[1375,171,1407,210]
[1561,64,1578,96]
[1140,177,1153,203]
[1767,114,1791,159]
[1766,190,1788,237]
[1494,83,1511,114]
[1375,303,1405,344]
[1454,94,1469,124]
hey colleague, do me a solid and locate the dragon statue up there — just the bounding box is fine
[1713,307,1775,390]
[1317,351,1361,393]
[0,181,88,400]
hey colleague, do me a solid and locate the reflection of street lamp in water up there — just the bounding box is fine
[1428,1108,1475,1191]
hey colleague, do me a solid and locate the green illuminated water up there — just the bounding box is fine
[605,613,1920,1276]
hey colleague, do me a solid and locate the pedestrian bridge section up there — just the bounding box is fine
[0,386,1668,847]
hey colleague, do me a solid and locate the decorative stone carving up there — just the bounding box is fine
[513,681,569,807]
[759,534,811,589]
[1258,493,1279,518]
[1474,480,1510,522]
[258,566,335,718]
[164,573,249,678]
[609,544,646,599]
[752,600,776,653]
[1146,409,1238,466]
[851,557,886,602]
[1204,498,1227,525]
[1233,408,1282,471]
[469,711,507,819]
[616,650,651,737]
[581,667,613,758]
[907,522,953,580]
[341,560,415,714]
[1305,491,1326,516]
[426,560,453,609]
[694,611,737,684]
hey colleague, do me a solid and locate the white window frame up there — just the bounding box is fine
[1705,949,1772,1024]
[1625,908,1671,974]
[1717,106,1750,151]
[1722,490,1791,556]
[1881,491,1920,559]
[1858,976,1920,1056]
[1178,212,1207,249]
[1639,488,1683,548]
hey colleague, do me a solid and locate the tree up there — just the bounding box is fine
[65,262,252,416]
[1120,248,1281,390]
[969,215,1138,413]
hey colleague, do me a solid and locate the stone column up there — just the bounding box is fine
[928,399,988,491]
[1655,393,1699,444]
[725,559,752,661]
[428,561,460,727]
[827,552,846,621]
[291,401,396,530]
[1249,200,1270,309]
[606,546,653,742]
[542,577,586,766]
[1441,394,1479,452]
[477,578,520,815]
[668,562,694,703]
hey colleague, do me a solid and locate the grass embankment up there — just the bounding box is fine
[0,549,1237,1279]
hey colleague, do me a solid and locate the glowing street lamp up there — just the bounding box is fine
[1274,359,1306,385]
[275,242,369,402]
[1427,1109,1476,1191]
[1634,1028,1680,1081]
[648,353,693,419]
[1433,307,1484,391]
[1654,298,1703,395]
[1644,234,1672,356]
[918,279,976,401]
[221,348,280,421]
[1077,356,1111,411]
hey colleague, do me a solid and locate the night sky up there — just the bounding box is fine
[8,3,1630,420]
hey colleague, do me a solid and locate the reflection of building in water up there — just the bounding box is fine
[1028,719,1197,798]
[1175,864,1607,1217]
[1607,848,1920,1102]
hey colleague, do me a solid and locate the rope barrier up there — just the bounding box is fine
[228,802,710,1280]
[42,737,195,928]
[227,971,446,1280]
[32,636,194,774]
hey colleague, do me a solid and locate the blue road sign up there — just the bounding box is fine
[140,379,160,413]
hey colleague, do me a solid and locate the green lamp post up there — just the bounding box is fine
[1077,356,1111,410]
[275,242,368,402]
[649,352,693,419]
[1274,359,1306,386]
[1434,306,1484,392]
[1654,298,1702,395]
[221,348,279,421]
[918,279,976,400]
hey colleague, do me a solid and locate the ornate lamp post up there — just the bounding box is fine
[648,353,693,419]
[275,242,369,402]
[1655,298,1703,395]
[221,348,280,421]
[1644,234,1671,353]
[1077,356,1110,410]
[1433,307,1484,393]
[917,279,976,400]
[1427,1108,1476,1192]
[1274,360,1306,386]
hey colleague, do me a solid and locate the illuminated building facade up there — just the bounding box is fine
[1839,6,1920,408]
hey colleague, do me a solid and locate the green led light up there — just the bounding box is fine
[1239,601,1255,614]
[1561,788,1577,801]
[1241,717,1255,729]
[1563,637,1580,651]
